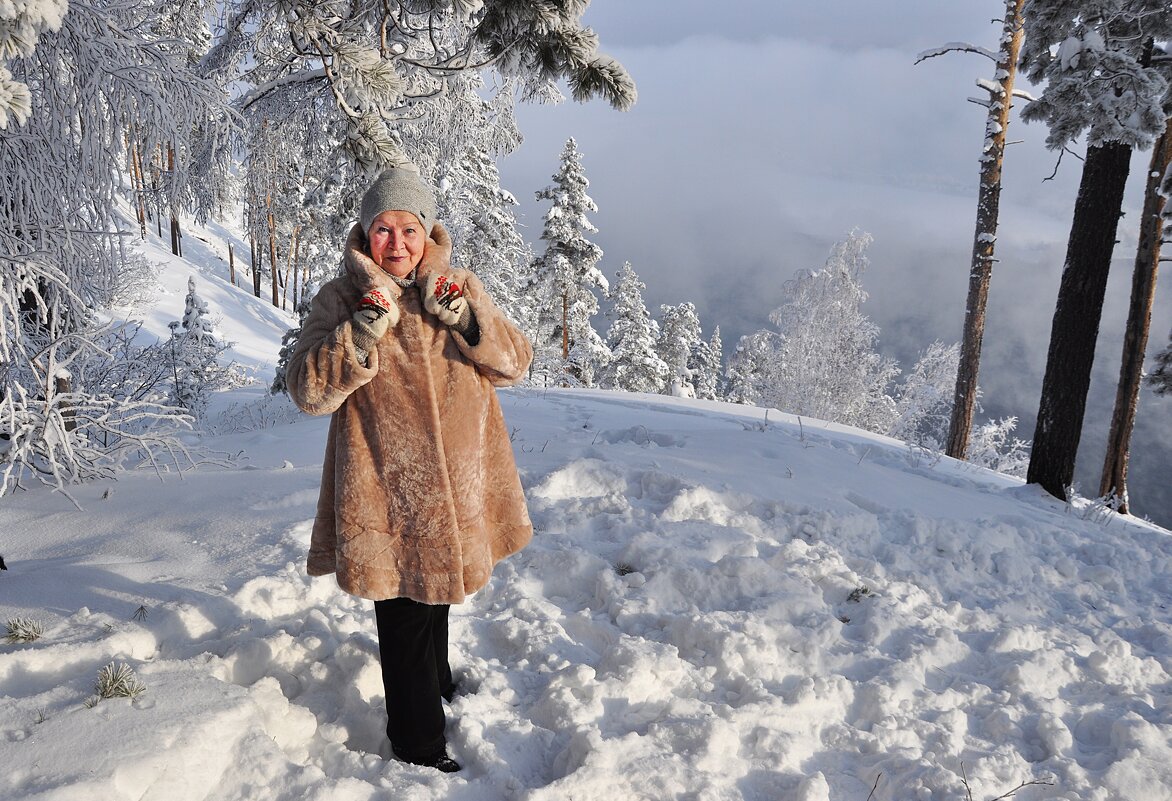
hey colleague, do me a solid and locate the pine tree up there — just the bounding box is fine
[202,1,635,177]
[529,138,610,386]
[602,262,668,393]
[915,0,1028,459]
[1020,1,1172,501]
[1100,113,1172,511]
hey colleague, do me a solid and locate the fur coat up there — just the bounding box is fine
[287,224,534,604]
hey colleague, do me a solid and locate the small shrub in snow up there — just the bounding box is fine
[90,661,147,704]
[847,586,871,603]
[5,617,44,643]
[614,562,636,576]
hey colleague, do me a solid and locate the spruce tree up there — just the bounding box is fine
[602,262,668,393]
[529,137,610,386]
[656,303,702,397]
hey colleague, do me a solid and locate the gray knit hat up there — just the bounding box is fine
[359,162,438,235]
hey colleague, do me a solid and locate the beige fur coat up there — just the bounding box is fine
[287,224,534,604]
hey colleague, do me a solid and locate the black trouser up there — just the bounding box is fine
[374,597,453,761]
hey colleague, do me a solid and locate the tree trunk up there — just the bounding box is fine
[266,186,280,307]
[129,130,147,239]
[288,225,301,310]
[1027,141,1133,500]
[228,241,235,287]
[946,0,1026,459]
[562,294,569,361]
[168,144,181,256]
[1099,119,1172,512]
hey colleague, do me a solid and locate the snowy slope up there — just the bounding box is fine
[1,228,1170,801]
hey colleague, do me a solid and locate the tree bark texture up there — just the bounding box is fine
[1027,141,1134,500]
[1099,120,1172,512]
[946,0,1026,459]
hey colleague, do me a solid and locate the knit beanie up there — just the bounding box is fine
[359,162,438,236]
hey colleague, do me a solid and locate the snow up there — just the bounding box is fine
[2,223,1171,801]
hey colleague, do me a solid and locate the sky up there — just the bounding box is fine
[496,0,1172,526]
[3,221,1169,797]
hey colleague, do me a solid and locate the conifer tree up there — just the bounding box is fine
[656,303,702,397]
[724,330,777,407]
[689,326,724,401]
[437,143,530,324]
[1100,113,1172,511]
[1019,1,1172,500]
[602,262,668,393]
[529,137,609,386]
[915,0,1028,459]
[172,277,231,419]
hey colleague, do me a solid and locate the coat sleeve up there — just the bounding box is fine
[449,271,534,386]
[286,282,378,415]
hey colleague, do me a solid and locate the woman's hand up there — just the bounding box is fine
[420,273,467,327]
[351,288,399,356]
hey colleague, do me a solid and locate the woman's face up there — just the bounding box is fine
[368,210,426,278]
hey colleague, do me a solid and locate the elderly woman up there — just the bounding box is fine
[287,163,534,772]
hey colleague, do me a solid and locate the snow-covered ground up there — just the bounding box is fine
[1,229,1170,801]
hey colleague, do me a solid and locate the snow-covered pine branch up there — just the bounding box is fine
[915,42,999,64]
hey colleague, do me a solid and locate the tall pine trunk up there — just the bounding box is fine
[1099,119,1172,511]
[946,0,1026,459]
[1027,141,1133,499]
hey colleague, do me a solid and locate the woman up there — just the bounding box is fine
[286,163,534,772]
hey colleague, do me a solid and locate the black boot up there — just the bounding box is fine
[396,745,461,773]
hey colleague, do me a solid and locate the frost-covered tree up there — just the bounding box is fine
[763,231,899,432]
[435,79,532,323]
[0,0,65,130]
[889,341,960,450]
[724,330,777,406]
[689,326,724,401]
[1,0,231,496]
[171,277,234,419]
[528,137,609,386]
[656,302,702,397]
[968,416,1031,478]
[200,0,635,222]
[601,262,667,393]
[1019,1,1172,501]
[272,289,316,397]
